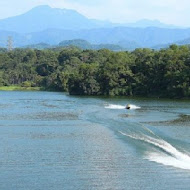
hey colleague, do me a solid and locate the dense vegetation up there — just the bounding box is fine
[0,45,190,98]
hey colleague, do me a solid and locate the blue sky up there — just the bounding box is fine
[0,0,189,27]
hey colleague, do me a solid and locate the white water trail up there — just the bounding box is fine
[119,131,190,170]
[105,104,126,109]
[105,104,140,110]
[128,104,141,110]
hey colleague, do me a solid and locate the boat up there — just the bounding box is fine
[126,104,131,109]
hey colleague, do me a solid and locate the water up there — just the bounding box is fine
[0,91,190,190]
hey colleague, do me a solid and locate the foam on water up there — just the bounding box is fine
[105,104,126,109]
[105,104,140,110]
[119,131,190,170]
[128,104,141,110]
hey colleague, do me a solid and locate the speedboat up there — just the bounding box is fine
[126,104,131,109]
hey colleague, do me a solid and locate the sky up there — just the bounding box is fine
[0,0,189,27]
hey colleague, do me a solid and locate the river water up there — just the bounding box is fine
[0,91,190,190]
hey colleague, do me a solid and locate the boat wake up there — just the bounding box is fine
[93,101,190,171]
[105,104,126,109]
[119,129,190,170]
[128,104,141,110]
[105,104,140,110]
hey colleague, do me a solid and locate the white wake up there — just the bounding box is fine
[119,131,190,170]
[105,104,140,110]
[105,104,126,109]
[128,104,141,110]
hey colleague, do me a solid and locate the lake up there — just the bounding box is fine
[0,91,190,190]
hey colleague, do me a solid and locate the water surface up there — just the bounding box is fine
[0,91,190,190]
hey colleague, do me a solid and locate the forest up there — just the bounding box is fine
[0,44,189,98]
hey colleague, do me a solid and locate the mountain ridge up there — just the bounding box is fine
[0,5,190,49]
[0,5,113,33]
[0,5,181,33]
[1,27,190,50]
[22,39,124,51]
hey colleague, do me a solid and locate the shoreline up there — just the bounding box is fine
[1,85,190,101]
[0,86,43,91]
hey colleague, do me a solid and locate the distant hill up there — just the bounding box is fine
[152,37,190,49]
[0,30,26,47]
[22,39,124,51]
[125,19,178,29]
[116,40,141,50]
[23,43,52,49]
[0,5,188,50]
[0,5,181,34]
[0,5,113,33]
[58,39,124,50]
[176,37,190,45]
[59,39,92,49]
[22,27,190,48]
[1,27,190,50]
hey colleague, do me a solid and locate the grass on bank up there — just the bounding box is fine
[0,85,43,91]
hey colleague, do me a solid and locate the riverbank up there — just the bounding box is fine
[1,85,190,101]
[0,85,43,91]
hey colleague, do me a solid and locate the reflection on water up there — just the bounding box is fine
[0,91,190,190]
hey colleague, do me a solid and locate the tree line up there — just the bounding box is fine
[0,45,189,98]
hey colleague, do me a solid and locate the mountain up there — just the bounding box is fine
[176,37,190,45]
[0,5,181,34]
[58,39,124,50]
[23,39,124,51]
[0,5,113,33]
[152,37,190,49]
[0,5,190,50]
[1,5,190,50]
[24,27,190,48]
[116,40,141,49]
[59,39,92,49]
[23,42,52,49]
[0,30,26,47]
[125,19,178,29]
[1,27,190,50]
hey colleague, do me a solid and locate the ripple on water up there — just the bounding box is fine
[0,112,79,121]
[143,114,190,126]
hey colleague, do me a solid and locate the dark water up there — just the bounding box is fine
[0,91,190,190]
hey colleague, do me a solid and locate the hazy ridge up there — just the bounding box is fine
[0,5,190,49]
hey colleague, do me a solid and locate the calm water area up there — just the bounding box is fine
[0,91,190,190]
